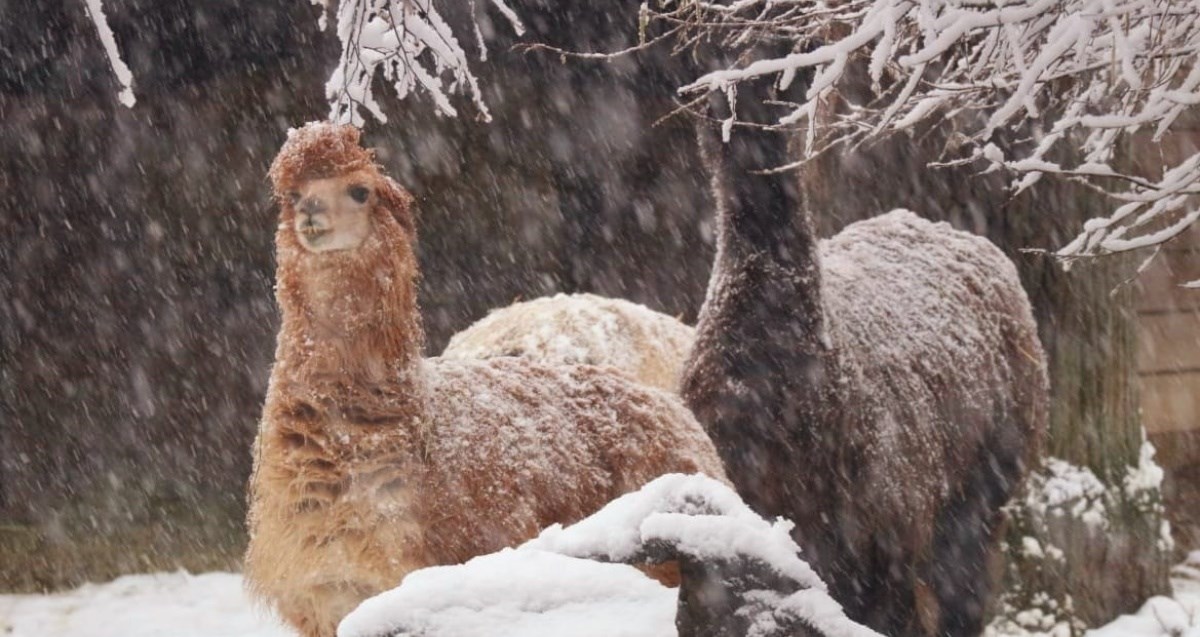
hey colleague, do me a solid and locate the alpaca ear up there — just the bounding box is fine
[377,176,417,236]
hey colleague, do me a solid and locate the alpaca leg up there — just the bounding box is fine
[638,561,682,588]
[929,502,993,637]
[277,583,377,637]
[277,596,329,637]
[806,535,918,637]
[866,542,921,637]
[933,510,1016,637]
[931,438,1022,637]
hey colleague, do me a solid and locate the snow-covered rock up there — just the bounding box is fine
[339,474,882,637]
[337,550,675,637]
[1087,551,1200,637]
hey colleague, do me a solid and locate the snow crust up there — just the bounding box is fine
[990,440,1175,637]
[527,474,825,591]
[2,543,1195,637]
[1089,551,1200,637]
[1017,439,1171,541]
[1027,457,1109,530]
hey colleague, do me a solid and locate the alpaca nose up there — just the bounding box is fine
[299,196,327,216]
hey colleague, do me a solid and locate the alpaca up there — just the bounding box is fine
[442,293,695,392]
[681,78,1048,637]
[244,122,727,637]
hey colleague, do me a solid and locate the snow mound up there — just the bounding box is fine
[527,473,823,589]
[1025,457,1109,530]
[0,571,289,637]
[337,550,675,637]
[340,474,881,637]
[1087,551,1200,637]
[442,293,695,392]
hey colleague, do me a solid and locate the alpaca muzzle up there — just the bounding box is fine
[299,212,332,243]
[297,211,336,248]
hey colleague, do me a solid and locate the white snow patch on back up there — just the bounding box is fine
[341,474,882,637]
[442,293,695,391]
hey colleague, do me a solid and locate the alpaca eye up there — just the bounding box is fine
[348,186,370,203]
[287,191,301,205]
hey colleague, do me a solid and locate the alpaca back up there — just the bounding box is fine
[250,122,727,637]
[694,208,1048,636]
[417,356,726,560]
[684,70,1047,636]
[442,293,695,392]
[816,211,1047,635]
[819,210,1047,527]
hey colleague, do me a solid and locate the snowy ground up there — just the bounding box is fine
[1090,553,1200,637]
[3,553,1198,637]
[0,572,290,637]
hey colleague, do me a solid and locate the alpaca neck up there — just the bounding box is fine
[686,105,841,523]
[276,250,425,394]
[700,112,828,357]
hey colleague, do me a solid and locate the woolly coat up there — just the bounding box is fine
[244,124,727,637]
[683,81,1048,637]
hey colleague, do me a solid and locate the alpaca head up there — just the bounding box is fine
[269,122,416,261]
[268,123,424,364]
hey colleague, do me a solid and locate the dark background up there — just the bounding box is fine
[0,0,717,588]
[0,1,1187,607]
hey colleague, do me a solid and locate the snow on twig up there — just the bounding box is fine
[82,0,135,107]
[74,0,1200,263]
[651,0,1200,263]
[325,0,524,126]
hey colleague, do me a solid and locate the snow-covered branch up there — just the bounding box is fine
[82,0,135,107]
[76,0,1200,275]
[324,0,524,126]
[651,0,1200,272]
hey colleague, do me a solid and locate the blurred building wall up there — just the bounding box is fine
[1132,123,1200,549]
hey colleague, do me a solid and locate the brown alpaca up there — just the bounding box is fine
[244,123,727,637]
[682,79,1048,637]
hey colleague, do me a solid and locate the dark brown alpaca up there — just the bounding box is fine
[681,78,1048,637]
[245,123,727,637]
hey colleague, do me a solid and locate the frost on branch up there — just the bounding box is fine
[82,0,135,107]
[653,0,1200,273]
[325,0,524,126]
